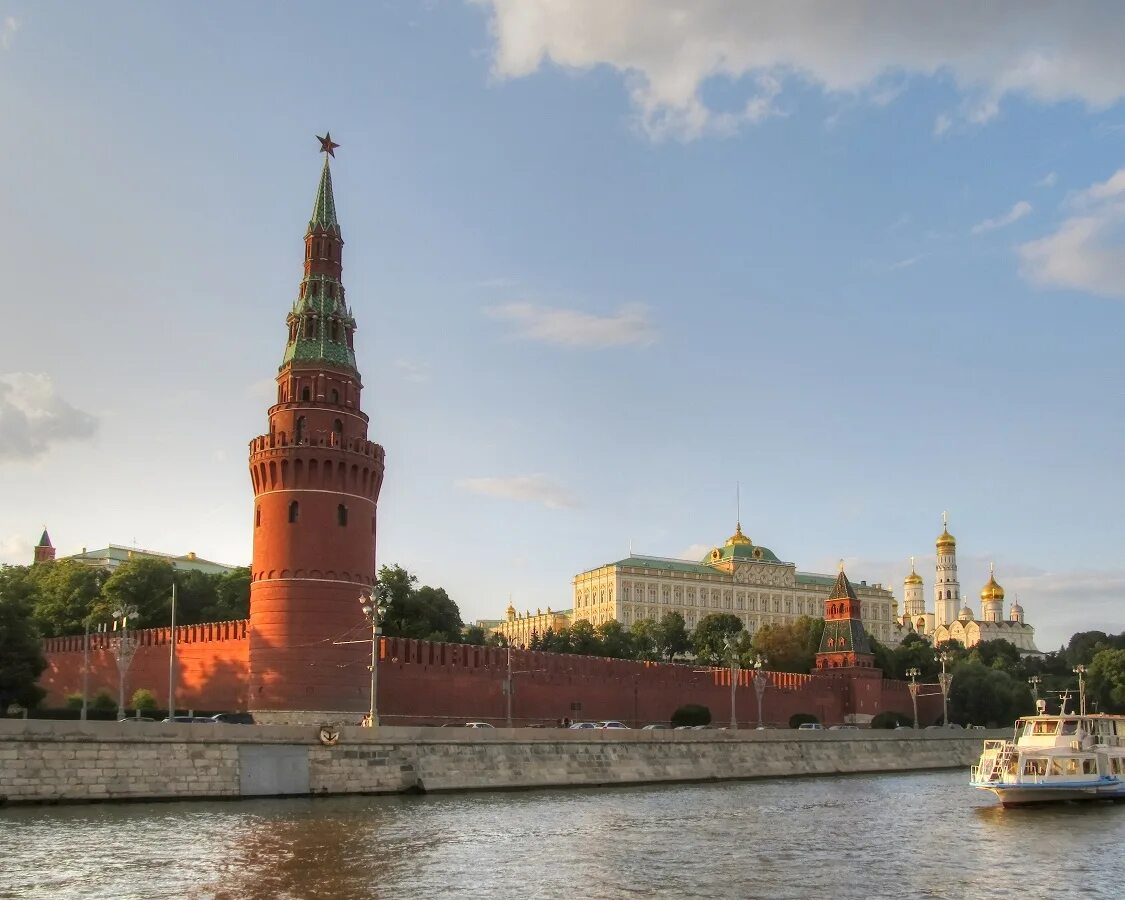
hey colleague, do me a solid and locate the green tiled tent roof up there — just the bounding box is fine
[309,156,339,233]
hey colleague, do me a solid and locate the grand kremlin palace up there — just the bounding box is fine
[570,524,900,644]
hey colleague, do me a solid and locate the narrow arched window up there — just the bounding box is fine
[301,386,311,402]
[330,388,339,404]
[338,504,348,527]
[288,501,299,523]
[255,507,261,527]
[333,419,343,439]
[296,416,306,444]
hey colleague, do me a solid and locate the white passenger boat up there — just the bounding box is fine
[971,699,1125,807]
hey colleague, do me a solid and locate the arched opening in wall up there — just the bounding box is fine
[361,468,368,493]
[281,459,289,487]
[331,388,339,404]
[294,458,303,485]
[323,460,333,487]
[334,419,343,443]
[350,464,358,489]
[296,416,306,445]
[338,504,348,526]
[269,461,277,489]
[288,501,299,523]
[255,507,261,527]
[309,459,318,482]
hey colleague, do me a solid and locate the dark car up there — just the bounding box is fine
[162,716,216,724]
[210,712,256,725]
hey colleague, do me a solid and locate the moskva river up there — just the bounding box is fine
[2,770,1122,899]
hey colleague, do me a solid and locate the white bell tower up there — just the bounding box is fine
[934,512,960,627]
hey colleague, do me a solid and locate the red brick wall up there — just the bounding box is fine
[40,627,943,726]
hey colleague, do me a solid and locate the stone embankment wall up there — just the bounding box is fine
[0,719,996,806]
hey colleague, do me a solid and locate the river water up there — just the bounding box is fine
[1,769,1121,899]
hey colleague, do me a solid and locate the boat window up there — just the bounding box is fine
[1032,720,1059,735]
[1061,721,1078,735]
[1023,758,1048,776]
[1083,758,1097,775]
[1065,758,1080,775]
[1050,759,1066,775]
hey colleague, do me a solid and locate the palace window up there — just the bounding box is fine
[288,501,299,523]
[337,504,348,526]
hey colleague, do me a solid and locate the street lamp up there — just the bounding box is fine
[906,667,920,730]
[936,651,953,726]
[1073,665,1087,716]
[723,636,740,731]
[751,655,769,729]
[1027,675,1042,705]
[360,592,388,727]
[109,607,139,721]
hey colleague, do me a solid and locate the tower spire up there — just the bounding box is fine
[309,153,339,234]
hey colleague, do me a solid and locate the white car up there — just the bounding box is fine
[568,721,598,729]
[464,722,495,729]
[595,720,630,729]
[797,723,824,731]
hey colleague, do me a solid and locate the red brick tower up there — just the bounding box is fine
[33,528,55,565]
[816,564,876,670]
[247,135,385,720]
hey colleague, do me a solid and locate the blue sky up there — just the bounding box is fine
[1,2,1123,651]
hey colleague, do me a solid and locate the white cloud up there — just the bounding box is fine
[1018,167,1125,298]
[1037,172,1058,188]
[0,373,97,463]
[457,474,580,509]
[475,1,1125,140]
[486,302,657,347]
[1,16,18,51]
[971,200,1032,235]
[1004,568,1125,651]
[0,533,33,566]
[932,113,953,137]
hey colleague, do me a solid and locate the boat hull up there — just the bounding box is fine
[972,781,1125,807]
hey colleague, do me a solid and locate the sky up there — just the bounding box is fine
[1,1,1123,652]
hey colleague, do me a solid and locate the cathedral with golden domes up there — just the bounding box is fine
[897,515,1040,655]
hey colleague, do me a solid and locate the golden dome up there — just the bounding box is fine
[936,527,956,550]
[505,601,516,621]
[726,522,752,546]
[980,564,1005,602]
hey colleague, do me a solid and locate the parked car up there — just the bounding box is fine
[464,722,495,729]
[641,723,670,730]
[210,712,255,725]
[118,717,157,723]
[894,725,915,731]
[828,724,860,730]
[161,716,215,724]
[568,722,598,729]
[595,720,630,730]
[797,723,824,731]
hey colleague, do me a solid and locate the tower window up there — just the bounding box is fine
[296,416,306,445]
[301,386,311,402]
[255,507,261,527]
[333,419,343,439]
[288,501,299,523]
[338,504,348,526]
[330,388,339,404]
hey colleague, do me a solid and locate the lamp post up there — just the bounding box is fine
[906,667,920,730]
[504,642,513,728]
[723,636,740,731]
[80,618,91,721]
[109,607,139,721]
[1073,665,1087,716]
[360,592,388,727]
[1027,675,1042,705]
[751,655,769,729]
[936,651,952,726]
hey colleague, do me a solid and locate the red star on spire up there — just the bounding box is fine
[316,132,340,157]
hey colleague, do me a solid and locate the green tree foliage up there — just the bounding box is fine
[99,557,175,627]
[629,618,661,661]
[567,620,602,656]
[131,688,157,711]
[1067,631,1114,667]
[871,710,912,729]
[27,560,104,637]
[0,584,47,710]
[656,612,691,662]
[671,703,711,727]
[462,624,488,646]
[967,639,1023,675]
[751,617,824,673]
[789,712,818,728]
[1089,648,1125,713]
[948,661,1035,727]
[691,613,745,665]
[375,564,464,643]
[595,620,634,659]
[92,690,115,710]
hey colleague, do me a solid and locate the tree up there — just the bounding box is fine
[751,616,824,673]
[206,567,251,622]
[0,588,46,710]
[131,689,157,711]
[630,618,661,661]
[1089,648,1125,713]
[968,639,1023,676]
[691,613,745,666]
[596,620,634,659]
[462,624,488,646]
[948,662,1035,727]
[671,703,711,727]
[27,560,104,636]
[375,564,464,643]
[656,612,691,662]
[568,620,602,656]
[100,557,175,627]
[1067,631,1112,667]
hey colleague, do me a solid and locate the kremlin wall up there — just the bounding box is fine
[33,141,946,729]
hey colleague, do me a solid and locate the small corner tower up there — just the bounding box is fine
[247,134,386,719]
[816,563,876,670]
[934,512,961,628]
[33,528,55,565]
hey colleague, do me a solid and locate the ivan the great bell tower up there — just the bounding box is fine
[247,135,385,719]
